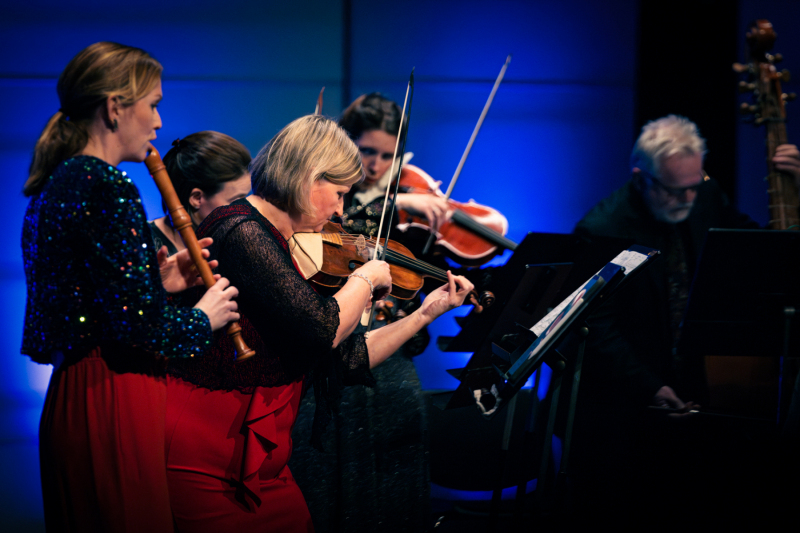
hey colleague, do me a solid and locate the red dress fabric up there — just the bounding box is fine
[39,348,174,532]
[24,157,213,531]
[162,201,373,531]
[165,375,313,532]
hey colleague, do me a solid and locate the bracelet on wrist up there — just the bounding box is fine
[348,272,374,297]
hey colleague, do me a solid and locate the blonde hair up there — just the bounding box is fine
[251,115,363,215]
[630,115,707,176]
[25,42,163,196]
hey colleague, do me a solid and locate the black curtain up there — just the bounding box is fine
[636,0,739,201]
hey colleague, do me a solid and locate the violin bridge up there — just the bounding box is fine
[355,234,370,261]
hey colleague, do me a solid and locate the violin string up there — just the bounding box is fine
[383,250,447,280]
[326,233,448,280]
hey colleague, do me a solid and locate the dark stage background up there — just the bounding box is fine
[1,0,798,529]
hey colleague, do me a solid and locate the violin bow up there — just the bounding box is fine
[372,68,415,262]
[314,87,325,115]
[422,54,511,255]
[364,69,414,331]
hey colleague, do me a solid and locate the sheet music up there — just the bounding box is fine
[531,248,650,336]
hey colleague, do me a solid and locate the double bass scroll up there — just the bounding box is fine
[735,19,800,230]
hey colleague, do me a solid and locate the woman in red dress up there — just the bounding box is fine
[22,42,240,532]
[163,114,474,531]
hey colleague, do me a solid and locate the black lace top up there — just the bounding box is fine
[167,199,373,385]
[21,156,212,364]
[148,221,179,257]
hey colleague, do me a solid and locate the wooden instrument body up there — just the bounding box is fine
[743,20,800,229]
[310,221,435,300]
[395,165,515,266]
[708,19,797,419]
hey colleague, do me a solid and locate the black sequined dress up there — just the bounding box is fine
[21,156,213,532]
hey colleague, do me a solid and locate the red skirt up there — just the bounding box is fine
[165,376,312,532]
[39,347,173,532]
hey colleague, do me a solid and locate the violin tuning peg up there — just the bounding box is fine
[739,81,757,93]
[733,62,750,74]
[479,291,495,309]
[740,102,758,114]
[774,53,784,63]
[784,92,797,102]
[780,69,791,82]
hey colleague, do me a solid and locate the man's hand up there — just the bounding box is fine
[653,385,700,419]
[773,144,800,185]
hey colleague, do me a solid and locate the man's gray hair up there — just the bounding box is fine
[630,115,707,176]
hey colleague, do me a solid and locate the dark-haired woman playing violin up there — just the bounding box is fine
[337,92,451,243]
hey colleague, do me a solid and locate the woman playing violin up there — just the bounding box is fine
[287,94,462,532]
[337,92,451,241]
[164,115,473,531]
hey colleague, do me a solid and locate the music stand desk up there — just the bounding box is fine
[679,229,800,358]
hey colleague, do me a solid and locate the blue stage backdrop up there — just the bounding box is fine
[1,0,644,526]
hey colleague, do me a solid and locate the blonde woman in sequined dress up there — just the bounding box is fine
[21,42,239,532]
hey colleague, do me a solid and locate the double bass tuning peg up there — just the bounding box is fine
[739,81,756,93]
[779,69,791,82]
[740,102,759,114]
[732,62,751,74]
[784,92,797,103]
[767,53,784,64]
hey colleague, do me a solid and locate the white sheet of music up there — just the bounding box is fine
[531,249,650,336]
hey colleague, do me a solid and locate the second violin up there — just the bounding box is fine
[395,164,517,266]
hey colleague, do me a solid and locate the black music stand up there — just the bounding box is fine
[679,228,800,357]
[439,232,633,354]
[678,229,800,422]
[435,245,659,525]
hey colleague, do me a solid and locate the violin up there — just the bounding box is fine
[305,221,494,310]
[390,56,516,267]
[394,164,518,266]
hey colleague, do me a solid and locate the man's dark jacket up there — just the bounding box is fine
[574,179,758,406]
